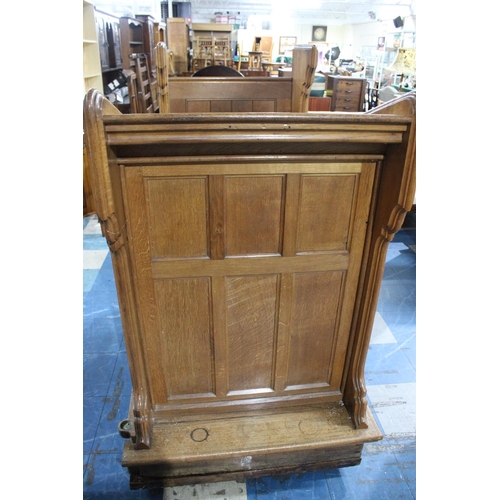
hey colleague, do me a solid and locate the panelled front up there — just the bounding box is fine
[168,79,293,113]
[121,161,376,410]
[172,99,282,113]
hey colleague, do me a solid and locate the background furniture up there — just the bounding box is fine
[82,0,102,94]
[165,45,318,113]
[328,75,367,111]
[248,51,263,70]
[94,9,123,94]
[136,15,156,77]
[253,35,273,62]
[126,54,157,113]
[308,96,331,111]
[192,35,232,69]
[166,18,190,75]
[83,88,416,489]
[95,10,122,73]
[83,1,101,218]
[262,61,284,76]
[154,20,166,47]
[119,16,145,72]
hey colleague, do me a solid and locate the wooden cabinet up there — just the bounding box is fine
[154,21,166,45]
[120,16,145,71]
[95,10,122,72]
[166,18,190,74]
[82,0,102,94]
[328,76,367,112]
[94,9,124,95]
[95,11,109,71]
[136,15,156,76]
[84,89,416,489]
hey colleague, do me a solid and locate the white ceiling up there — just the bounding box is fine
[93,0,417,27]
[189,0,416,26]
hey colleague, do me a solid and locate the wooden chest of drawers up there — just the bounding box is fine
[328,76,367,112]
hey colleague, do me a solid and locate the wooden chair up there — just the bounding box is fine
[213,37,230,66]
[248,51,263,71]
[126,71,141,113]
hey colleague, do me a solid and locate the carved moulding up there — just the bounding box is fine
[344,92,416,428]
[83,89,153,450]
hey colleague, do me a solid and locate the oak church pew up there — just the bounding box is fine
[155,44,318,114]
[83,87,416,489]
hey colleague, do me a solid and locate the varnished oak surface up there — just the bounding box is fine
[123,403,382,487]
[82,143,94,217]
[83,89,416,488]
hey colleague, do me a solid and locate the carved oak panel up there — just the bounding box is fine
[225,175,284,257]
[226,274,279,394]
[147,177,209,259]
[156,277,215,399]
[121,163,375,408]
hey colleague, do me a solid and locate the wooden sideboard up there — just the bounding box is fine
[83,89,416,489]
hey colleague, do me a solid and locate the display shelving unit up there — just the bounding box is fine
[83,0,103,95]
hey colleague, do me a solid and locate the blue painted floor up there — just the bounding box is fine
[83,212,416,499]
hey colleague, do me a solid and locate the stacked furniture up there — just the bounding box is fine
[192,36,232,70]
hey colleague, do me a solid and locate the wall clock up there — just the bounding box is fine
[312,26,327,42]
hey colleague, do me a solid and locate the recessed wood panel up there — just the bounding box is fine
[182,99,277,113]
[210,100,232,112]
[226,275,279,394]
[169,99,187,113]
[186,100,211,112]
[252,100,276,112]
[285,271,343,389]
[232,100,253,112]
[225,176,284,256]
[297,175,356,253]
[155,277,215,399]
[147,177,208,259]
